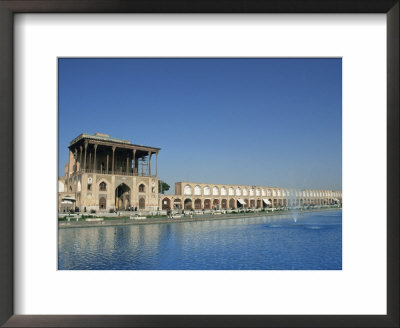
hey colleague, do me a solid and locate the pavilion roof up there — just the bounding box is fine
[69,133,160,151]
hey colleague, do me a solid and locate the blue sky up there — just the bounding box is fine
[59,58,342,192]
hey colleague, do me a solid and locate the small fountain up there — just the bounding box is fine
[288,191,299,223]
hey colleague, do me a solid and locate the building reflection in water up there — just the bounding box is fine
[59,211,342,270]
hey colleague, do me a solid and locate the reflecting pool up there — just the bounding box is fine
[58,210,342,270]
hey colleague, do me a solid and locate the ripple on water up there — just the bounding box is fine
[58,210,342,270]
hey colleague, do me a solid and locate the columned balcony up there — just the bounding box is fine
[81,168,157,177]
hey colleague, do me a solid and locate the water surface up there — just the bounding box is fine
[58,210,342,270]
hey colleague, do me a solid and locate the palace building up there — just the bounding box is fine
[58,133,160,212]
[58,133,342,213]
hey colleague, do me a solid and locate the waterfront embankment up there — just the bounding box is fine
[58,207,341,229]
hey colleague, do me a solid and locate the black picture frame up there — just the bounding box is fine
[0,1,398,327]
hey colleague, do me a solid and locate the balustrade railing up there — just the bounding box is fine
[79,169,156,177]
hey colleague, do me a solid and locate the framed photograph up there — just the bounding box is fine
[57,57,343,272]
[0,0,398,327]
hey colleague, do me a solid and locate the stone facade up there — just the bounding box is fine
[59,133,160,212]
[59,133,343,214]
[160,182,342,210]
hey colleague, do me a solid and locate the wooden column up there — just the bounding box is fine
[133,149,137,175]
[106,153,109,174]
[156,152,158,176]
[126,156,129,174]
[67,150,71,181]
[112,146,116,174]
[83,142,88,172]
[93,144,98,172]
[89,153,92,171]
[148,151,151,176]
[74,149,78,172]
[79,146,83,171]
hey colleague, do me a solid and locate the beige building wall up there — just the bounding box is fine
[159,182,342,210]
[58,133,160,213]
[62,172,159,212]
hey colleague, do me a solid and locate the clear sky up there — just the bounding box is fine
[59,58,342,193]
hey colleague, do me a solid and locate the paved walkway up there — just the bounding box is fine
[59,207,341,229]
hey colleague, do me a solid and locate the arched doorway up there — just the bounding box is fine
[194,199,202,209]
[244,199,249,208]
[221,199,227,209]
[174,198,181,209]
[139,197,145,210]
[184,198,192,210]
[250,199,255,208]
[115,183,131,210]
[204,199,211,209]
[213,199,219,210]
[256,199,261,208]
[229,198,235,209]
[99,197,106,211]
[162,197,171,210]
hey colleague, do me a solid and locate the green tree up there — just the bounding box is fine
[158,180,170,194]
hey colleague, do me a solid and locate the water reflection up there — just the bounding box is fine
[58,211,342,270]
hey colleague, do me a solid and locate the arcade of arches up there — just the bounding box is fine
[159,182,342,210]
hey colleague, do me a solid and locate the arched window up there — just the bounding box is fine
[99,182,107,191]
[194,185,201,195]
[184,185,192,195]
[139,184,145,192]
